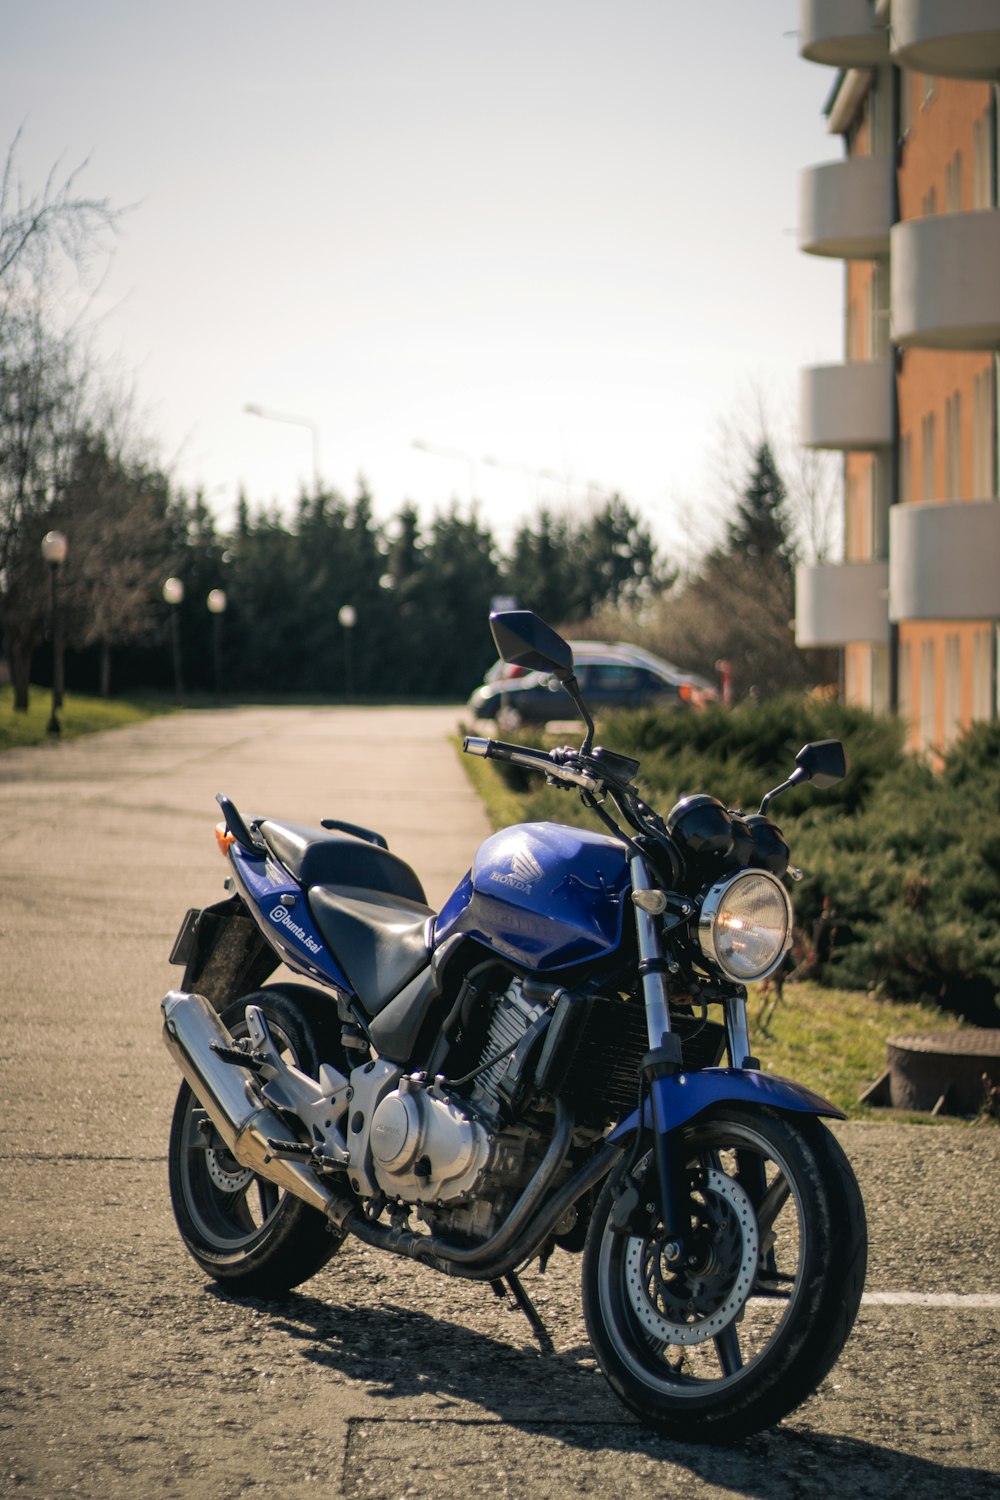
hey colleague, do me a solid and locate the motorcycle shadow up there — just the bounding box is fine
[212,1282,608,1419]
[207,1284,995,1498]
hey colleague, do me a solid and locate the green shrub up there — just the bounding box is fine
[791,722,1000,1025]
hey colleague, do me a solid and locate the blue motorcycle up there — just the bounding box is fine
[162,609,866,1442]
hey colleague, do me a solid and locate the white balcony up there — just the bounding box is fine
[799,156,894,259]
[799,0,888,67]
[800,361,894,450]
[891,211,1000,349]
[890,0,1000,81]
[889,500,1000,621]
[795,559,890,647]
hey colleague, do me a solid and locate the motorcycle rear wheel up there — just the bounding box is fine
[582,1105,866,1443]
[168,985,345,1296]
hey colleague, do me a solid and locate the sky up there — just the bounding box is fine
[2,1,846,562]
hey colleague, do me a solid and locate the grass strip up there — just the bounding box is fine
[0,688,170,753]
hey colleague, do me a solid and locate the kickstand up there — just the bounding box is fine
[490,1272,555,1355]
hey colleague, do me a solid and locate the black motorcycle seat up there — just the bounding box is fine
[308,884,434,1013]
[257,819,427,904]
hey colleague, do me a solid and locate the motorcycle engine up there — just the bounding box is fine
[367,977,552,1226]
[369,1076,491,1203]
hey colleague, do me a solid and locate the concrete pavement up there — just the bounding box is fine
[1,705,997,1499]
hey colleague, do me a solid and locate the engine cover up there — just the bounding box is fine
[369,1077,492,1204]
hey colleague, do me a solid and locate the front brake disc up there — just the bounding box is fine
[623,1168,758,1345]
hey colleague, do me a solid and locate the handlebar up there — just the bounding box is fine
[463,734,680,878]
[462,736,603,793]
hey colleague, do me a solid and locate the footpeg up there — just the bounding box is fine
[210,1041,266,1072]
[265,1138,313,1157]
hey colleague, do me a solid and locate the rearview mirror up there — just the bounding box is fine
[795,739,847,788]
[490,611,574,682]
[759,738,848,815]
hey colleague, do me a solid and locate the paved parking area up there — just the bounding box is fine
[1,707,997,1498]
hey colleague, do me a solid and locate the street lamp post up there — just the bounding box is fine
[162,577,185,702]
[207,589,227,705]
[244,403,320,493]
[40,530,68,735]
[338,604,356,699]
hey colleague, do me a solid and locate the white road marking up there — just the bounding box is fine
[862,1291,1000,1308]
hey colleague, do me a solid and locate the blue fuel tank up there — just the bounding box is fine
[434,821,631,972]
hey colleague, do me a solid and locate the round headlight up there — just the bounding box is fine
[698,870,793,983]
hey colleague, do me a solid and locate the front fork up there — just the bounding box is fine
[626,855,757,1253]
[627,854,688,1249]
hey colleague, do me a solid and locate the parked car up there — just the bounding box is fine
[468,641,716,725]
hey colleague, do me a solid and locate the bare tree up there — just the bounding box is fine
[0,305,87,705]
[0,132,120,707]
[0,128,117,294]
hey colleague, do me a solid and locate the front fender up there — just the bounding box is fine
[607,1067,845,1142]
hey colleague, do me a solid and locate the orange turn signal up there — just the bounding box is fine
[215,821,236,856]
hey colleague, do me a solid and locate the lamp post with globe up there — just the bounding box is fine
[338,604,356,699]
[207,589,227,705]
[162,577,185,702]
[40,530,68,735]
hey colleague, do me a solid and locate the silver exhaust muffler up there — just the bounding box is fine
[161,988,336,1216]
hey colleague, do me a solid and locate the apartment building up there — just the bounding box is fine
[793,0,1000,757]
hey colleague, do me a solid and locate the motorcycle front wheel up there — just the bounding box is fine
[582,1105,866,1443]
[168,985,345,1296]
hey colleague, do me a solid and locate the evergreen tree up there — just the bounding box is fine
[725,442,796,567]
[504,497,667,629]
[408,506,501,695]
[504,509,573,624]
[570,495,667,616]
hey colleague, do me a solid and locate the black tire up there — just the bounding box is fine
[168,984,347,1296]
[582,1106,867,1443]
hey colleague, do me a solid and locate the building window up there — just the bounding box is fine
[944,635,962,746]
[861,465,875,560]
[846,645,885,712]
[921,412,937,500]
[945,151,963,214]
[919,639,936,751]
[866,263,889,360]
[899,71,913,141]
[920,74,936,110]
[846,473,859,560]
[944,391,962,498]
[845,648,859,706]
[899,640,912,728]
[973,366,996,498]
[921,185,938,218]
[872,643,889,715]
[900,433,913,505]
[972,628,993,723]
[873,452,890,554]
[972,110,995,211]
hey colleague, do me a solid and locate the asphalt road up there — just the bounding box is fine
[1,706,997,1499]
